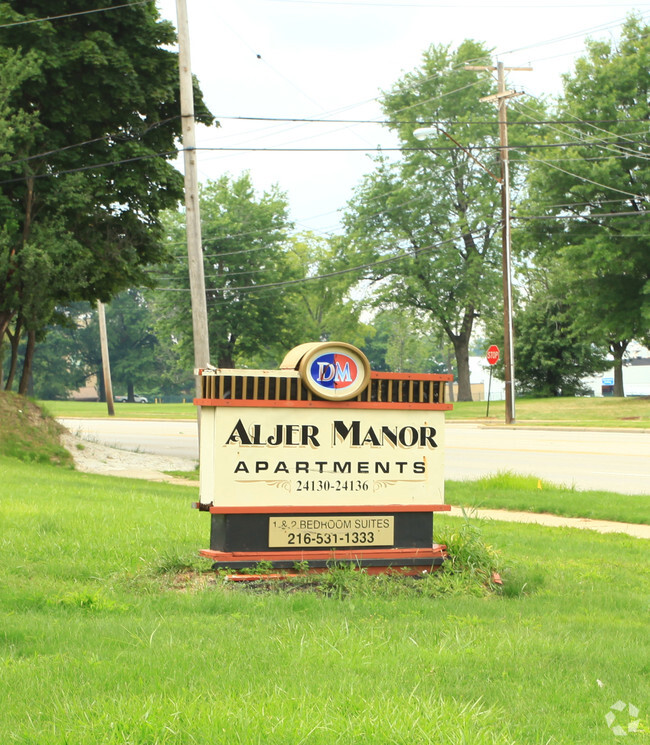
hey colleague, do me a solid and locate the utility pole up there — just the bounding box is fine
[175,0,210,392]
[466,62,532,425]
[97,300,115,417]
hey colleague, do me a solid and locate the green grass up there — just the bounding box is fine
[447,472,650,525]
[1,456,649,744]
[0,392,72,466]
[41,399,196,420]
[447,395,650,428]
[41,395,650,428]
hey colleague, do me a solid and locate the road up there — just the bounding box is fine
[58,418,650,496]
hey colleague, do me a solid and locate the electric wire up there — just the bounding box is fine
[0,1,151,29]
[215,114,650,126]
[148,227,493,295]
[0,116,182,169]
[512,99,650,162]
[148,204,647,287]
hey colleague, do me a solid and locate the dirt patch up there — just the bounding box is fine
[61,431,198,486]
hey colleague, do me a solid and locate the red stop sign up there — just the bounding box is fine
[486,345,500,365]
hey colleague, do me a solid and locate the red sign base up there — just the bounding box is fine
[199,544,448,574]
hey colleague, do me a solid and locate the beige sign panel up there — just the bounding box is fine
[199,406,445,507]
[268,515,395,548]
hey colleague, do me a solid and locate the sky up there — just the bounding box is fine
[156,0,649,236]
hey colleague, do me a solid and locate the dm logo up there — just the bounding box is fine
[298,342,371,401]
[310,353,358,390]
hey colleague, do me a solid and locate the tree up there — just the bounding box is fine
[0,1,212,388]
[360,307,448,375]
[152,173,296,369]
[505,266,608,396]
[521,15,650,396]
[103,290,159,401]
[24,293,168,400]
[19,308,90,399]
[16,303,99,400]
[281,232,372,351]
[344,40,543,400]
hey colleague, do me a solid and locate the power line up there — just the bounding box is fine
[514,209,649,221]
[150,205,648,289]
[194,138,648,153]
[513,99,650,162]
[3,135,647,187]
[150,228,493,296]
[0,150,178,186]
[0,117,181,170]
[215,114,650,126]
[0,1,151,29]
[517,152,649,202]
[267,1,645,7]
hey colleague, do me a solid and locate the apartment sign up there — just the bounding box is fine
[194,341,453,572]
[208,406,445,507]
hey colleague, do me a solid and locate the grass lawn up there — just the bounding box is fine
[1,456,648,744]
[41,395,650,428]
[41,399,195,420]
[446,472,650,525]
[447,395,650,428]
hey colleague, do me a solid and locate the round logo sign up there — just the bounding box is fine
[298,343,371,401]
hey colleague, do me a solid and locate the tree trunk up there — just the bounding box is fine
[0,311,13,348]
[18,329,36,396]
[447,307,476,402]
[446,350,455,403]
[610,340,628,397]
[453,338,473,401]
[4,317,23,391]
[217,335,236,368]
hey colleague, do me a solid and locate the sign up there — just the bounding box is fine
[298,342,370,401]
[486,345,500,366]
[200,406,446,507]
[602,378,614,386]
[195,341,453,573]
[268,515,394,548]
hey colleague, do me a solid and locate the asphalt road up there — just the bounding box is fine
[58,418,650,496]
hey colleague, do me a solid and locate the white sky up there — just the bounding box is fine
[157,0,649,235]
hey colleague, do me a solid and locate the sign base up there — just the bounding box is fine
[199,504,450,573]
[200,545,448,574]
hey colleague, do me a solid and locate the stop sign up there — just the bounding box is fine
[486,345,500,366]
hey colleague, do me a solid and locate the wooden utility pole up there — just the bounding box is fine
[97,300,115,417]
[467,62,532,425]
[175,0,211,390]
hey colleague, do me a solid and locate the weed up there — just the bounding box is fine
[50,589,125,612]
[436,509,502,590]
[151,548,202,575]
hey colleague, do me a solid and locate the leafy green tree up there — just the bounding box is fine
[344,40,543,400]
[361,307,447,374]
[20,303,98,399]
[505,266,608,396]
[153,173,296,369]
[521,15,649,396]
[26,315,89,400]
[0,0,212,388]
[281,232,372,350]
[27,292,161,401]
[104,290,159,401]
